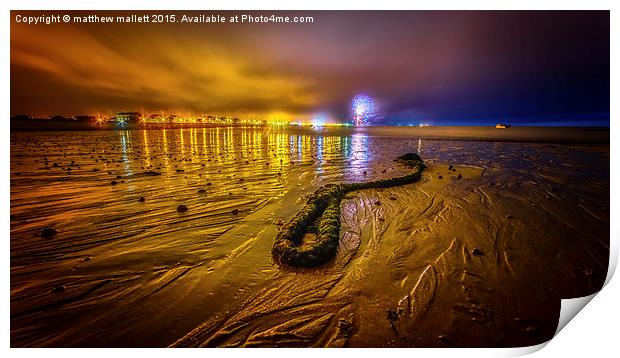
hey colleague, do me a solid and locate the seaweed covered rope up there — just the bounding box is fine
[272,153,426,268]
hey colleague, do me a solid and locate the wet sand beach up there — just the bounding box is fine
[10,126,609,347]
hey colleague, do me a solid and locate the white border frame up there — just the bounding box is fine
[2,1,616,357]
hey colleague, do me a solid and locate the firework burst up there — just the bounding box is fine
[351,94,376,126]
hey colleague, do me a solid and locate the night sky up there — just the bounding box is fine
[11,11,610,126]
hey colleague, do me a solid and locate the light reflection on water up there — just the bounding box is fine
[11,127,401,250]
[127,127,379,181]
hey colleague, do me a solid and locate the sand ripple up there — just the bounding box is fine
[11,128,609,347]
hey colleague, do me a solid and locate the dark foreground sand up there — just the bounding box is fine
[10,127,609,347]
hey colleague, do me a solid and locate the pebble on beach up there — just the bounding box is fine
[41,227,58,238]
[51,284,66,293]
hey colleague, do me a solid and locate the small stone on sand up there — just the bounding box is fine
[51,285,66,293]
[41,227,57,238]
[524,326,540,335]
[386,308,399,322]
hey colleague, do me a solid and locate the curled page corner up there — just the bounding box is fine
[502,293,601,357]
[503,341,549,356]
[550,234,618,341]
[604,235,618,287]
[554,293,597,337]
[520,239,617,355]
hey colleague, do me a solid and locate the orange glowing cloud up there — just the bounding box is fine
[11,14,320,118]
